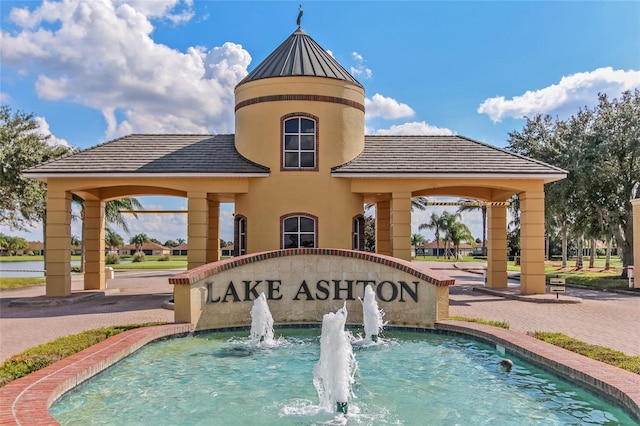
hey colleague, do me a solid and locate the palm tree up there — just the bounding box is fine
[418,212,446,259]
[6,235,28,255]
[176,238,186,246]
[447,221,475,260]
[0,233,8,254]
[105,229,124,253]
[441,211,464,259]
[130,233,150,253]
[71,196,142,271]
[456,199,487,256]
[105,198,144,234]
[411,233,427,247]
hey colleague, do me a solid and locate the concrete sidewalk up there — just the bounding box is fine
[1,264,639,362]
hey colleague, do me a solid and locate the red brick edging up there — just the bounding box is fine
[1,321,638,424]
[169,248,455,287]
[0,323,193,426]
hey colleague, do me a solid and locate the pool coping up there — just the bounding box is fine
[0,321,638,425]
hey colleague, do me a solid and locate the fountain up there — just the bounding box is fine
[47,296,638,424]
[249,292,274,345]
[359,284,386,343]
[313,302,357,415]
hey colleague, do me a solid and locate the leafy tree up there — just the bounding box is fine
[0,105,73,232]
[506,89,639,276]
[130,233,150,253]
[364,216,375,252]
[164,239,177,248]
[149,237,162,245]
[176,238,186,245]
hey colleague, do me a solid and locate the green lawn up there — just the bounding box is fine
[0,277,46,290]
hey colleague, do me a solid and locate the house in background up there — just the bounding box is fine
[119,242,170,257]
[171,244,188,256]
[221,244,234,257]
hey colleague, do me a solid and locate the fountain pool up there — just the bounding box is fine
[50,328,636,425]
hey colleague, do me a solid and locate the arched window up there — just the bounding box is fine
[282,214,317,248]
[233,215,247,256]
[282,115,317,170]
[352,215,365,250]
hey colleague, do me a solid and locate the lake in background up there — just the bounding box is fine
[0,260,97,278]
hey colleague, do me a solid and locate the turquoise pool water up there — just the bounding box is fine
[50,329,636,425]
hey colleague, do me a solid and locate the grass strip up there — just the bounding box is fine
[449,316,510,329]
[0,277,46,290]
[0,322,164,387]
[532,331,640,374]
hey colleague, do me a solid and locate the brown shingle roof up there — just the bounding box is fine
[24,134,566,179]
[25,134,269,176]
[332,135,567,177]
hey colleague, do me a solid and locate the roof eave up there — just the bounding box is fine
[24,172,271,181]
[331,172,568,183]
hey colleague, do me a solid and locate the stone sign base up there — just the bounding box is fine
[169,249,455,331]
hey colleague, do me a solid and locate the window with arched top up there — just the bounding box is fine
[281,213,317,249]
[282,115,317,170]
[233,215,247,256]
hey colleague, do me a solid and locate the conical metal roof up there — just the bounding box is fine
[237,28,363,88]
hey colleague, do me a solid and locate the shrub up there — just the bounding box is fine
[157,254,171,262]
[132,252,146,263]
[0,323,163,387]
[105,253,120,265]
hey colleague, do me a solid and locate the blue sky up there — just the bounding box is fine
[2,0,639,245]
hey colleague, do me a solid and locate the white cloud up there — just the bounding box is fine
[1,0,250,139]
[0,92,11,103]
[373,121,453,136]
[365,93,414,119]
[478,67,640,122]
[33,116,70,147]
[350,51,372,79]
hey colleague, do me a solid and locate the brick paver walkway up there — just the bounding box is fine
[432,262,640,356]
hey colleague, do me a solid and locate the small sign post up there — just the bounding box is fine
[549,277,566,299]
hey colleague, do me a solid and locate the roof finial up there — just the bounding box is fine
[296,5,303,28]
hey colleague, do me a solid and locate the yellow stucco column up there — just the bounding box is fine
[487,204,508,288]
[207,199,220,263]
[376,200,391,256]
[187,192,208,269]
[632,198,640,288]
[83,200,105,290]
[390,192,411,261]
[520,190,546,294]
[45,190,72,296]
